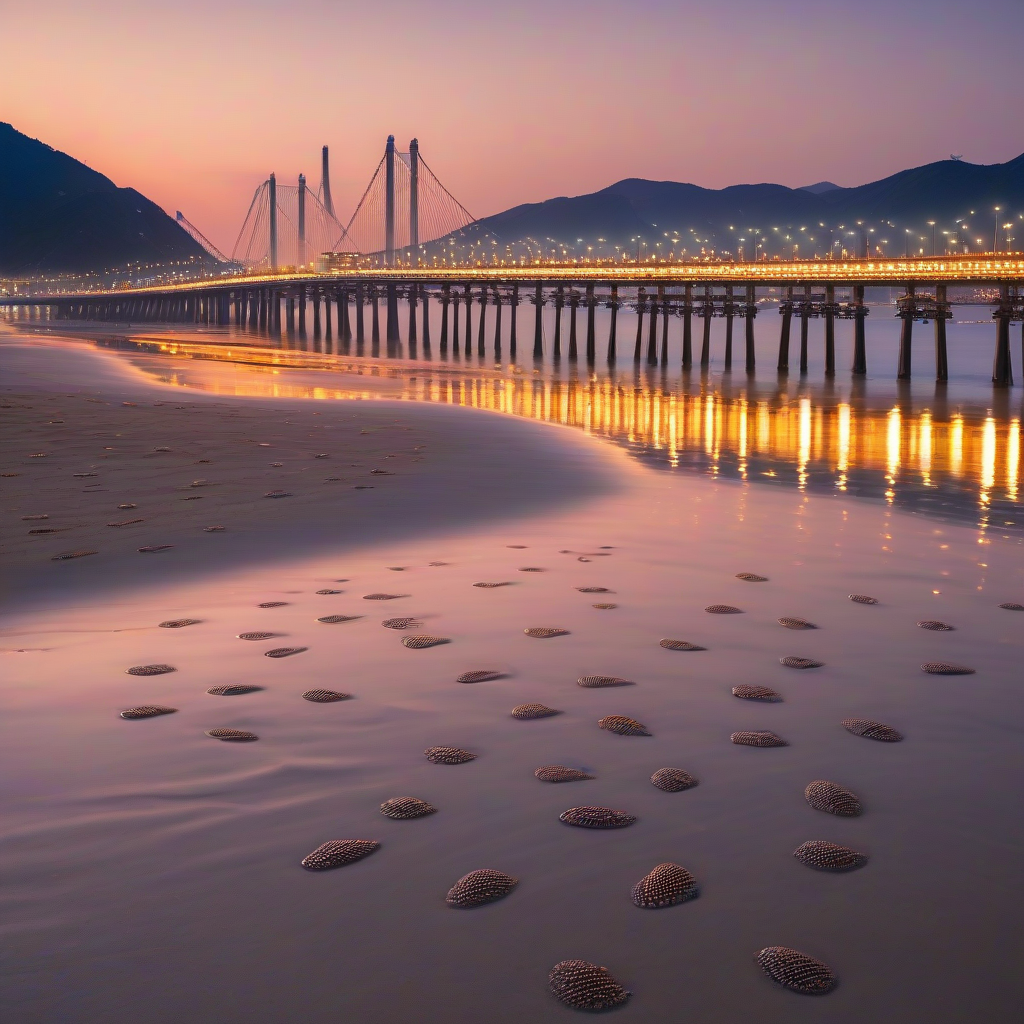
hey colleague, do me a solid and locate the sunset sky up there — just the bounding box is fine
[5,0,1022,253]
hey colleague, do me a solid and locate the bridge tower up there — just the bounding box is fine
[409,138,419,264]
[385,135,396,266]
[298,174,307,266]
[321,146,335,219]
[268,173,278,271]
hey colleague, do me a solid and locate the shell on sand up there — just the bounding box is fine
[204,526,226,532]
[578,675,634,688]
[793,840,868,872]
[302,689,351,702]
[659,639,706,651]
[918,620,954,631]
[205,728,259,742]
[138,545,174,553]
[507,544,527,549]
[805,780,862,816]
[548,960,630,1011]
[592,603,618,609]
[107,519,144,527]
[22,514,49,521]
[756,946,836,995]
[511,703,560,719]
[237,631,279,641]
[51,550,97,560]
[382,617,420,629]
[259,601,288,608]
[380,797,436,819]
[524,627,569,638]
[402,635,450,649]
[849,594,878,605]
[126,664,175,676]
[425,746,476,764]
[780,656,823,669]
[264,490,293,498]
[301,839,379,870]
[535,766,594,783]
[732,685,782,702]
[778,617,817,630]
[317,614,361,623]
[736,572,769,582]
[473,582,513,588]
[117,503,137,510]
[998,601,1024,610]
[518,567,545,572]
[842,718,903,742]
[264,647,307,658]
[631,862,699,908]
[363,593,407,600]
[456,670,504,683]
[706,604,743,614]
[559,806,637,829]
[159,619,200,628]
[921,662,975,675]
[207,684,263,696]
[446,869,519,907]
[731,730,788,747]
[120,706,177,719]
[650,768,698,792]
[576,586,610,593]
[316,589,343,595]
[598,715,650,737]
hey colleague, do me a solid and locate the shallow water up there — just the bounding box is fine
[2,427,1022,1022]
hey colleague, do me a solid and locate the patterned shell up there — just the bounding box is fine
[598,715,650,737]
[559,806,637,829]
[793,840,868,872]
[446,869,519,908]
[535,766,594,783]
[120,705,177,720]
[301,839,380,870]
[380,797,436,820]
[524,627,570,638]
[805,780,862,816]
[548,960,630,1011]
[659,639,706,651]
[511,704,560,719]
[841,718,903,742]
[578,675,633,687]
[424,746,476,765]
[205,728,259,742]
[126,664,175,676]
[302,689,351,702]
[650,768,698,792]
[780,656,824,669]
[631,862,699,908]
[732,685,782,701]
[756,946,836,994]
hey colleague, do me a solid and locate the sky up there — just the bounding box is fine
[4,0,1023,254]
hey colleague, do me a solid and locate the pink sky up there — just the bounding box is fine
[4,0,1022,254]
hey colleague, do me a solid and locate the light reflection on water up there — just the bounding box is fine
[97,335,1022,535]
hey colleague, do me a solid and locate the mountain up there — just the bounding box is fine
[0,123,211,275]
[466,153,1024,259]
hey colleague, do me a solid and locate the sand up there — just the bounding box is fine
[1,337,1022,1023]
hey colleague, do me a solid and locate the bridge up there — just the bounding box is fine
[3,134,1024,385]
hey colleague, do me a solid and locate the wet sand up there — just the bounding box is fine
[1,338,1022,1023]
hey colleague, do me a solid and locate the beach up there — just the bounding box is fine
[2,336,1022,1023]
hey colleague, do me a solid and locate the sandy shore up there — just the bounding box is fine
[1,337,1021,1023]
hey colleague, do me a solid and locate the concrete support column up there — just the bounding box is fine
[682,284,692,368]
[724,286,734,370]
[312,291,322,340]
[493,287,502,359]
[509,284,518,358]
[993,285,1012,386]
[354,285,364,344]
[324,289,332,343]
[421,287,431,350]
[452,290,461,357]
[778,287,792,372]
[799,286,810,373]
[608,285,618,363]
[287,295,296,336]
[745,284,756,372]
[371,288,380,346]
[408,285,418,344]
[852,284,867,375]
[934,284,948,382]
[634,288,645,361]
[553,286,563,358]
[824,284,836,377]
[440,285,450,353]
[386,284,399,346]
[646,287,659,365]
[464,284,472,357]
[585,283,596,363]
[477,287,487,358]
[897,285,914,380]
[568,291,578,360]
[700,287,712,368]
[533,284,543,359]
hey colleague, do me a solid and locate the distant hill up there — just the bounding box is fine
[465,153,1024,259]
[0,123,211,275]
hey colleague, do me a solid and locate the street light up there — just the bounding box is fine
[928,221,936,256]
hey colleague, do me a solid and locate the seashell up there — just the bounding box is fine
[842,718,903,742]
[237,631,278,641]
[259,601,288,608]
[73,472,97,478]
[317,614,361,623]
[650,768,698,792]
[51,550,97,560]
[207,684,263,696]
[519,567,545,572]
[805,780,862,816]
[380,797,436,819]
[511,703,560,719]
[780,656,823,669]
[428,561,448,566]
[507,544,527,548]
[659,639,706,651]
[577,557,591,562]
[126,664,175,676]
[578,675,633,688]
[535,766,594,783]
[731,730,788,747]
[302,689,351,702]
[593,603,618,609]
[386,567,405,572]
[120,705,177,719]
[998,601,1024,610]
[736,572,768,581]
[548,959,630,1011]
[631,862,699,908]
[314,453,329,459]
[382,617,420,629]
[922,662,974,675]
[849,594,878,604]
[363,593,406,600]
[447,869,519,908]
[599,715,650,737]
[756,946,836,995]
[732,685,782,701]
[918,620,953,631]
[205,728,258,742]
[107,518,144,527]
[402,635,450,649]
[524,627,569,638]
[21,514,49,521]
[29,528,73,535]
[138,545,173,553]
[793,840,868,872]
[301,839,379,870]
[316,589,343,595]
[159,619,200,628]
[706,604,742,614]
[456,670,503,683]
[425,746,476,764]
[118,503,137,510]
[369,469,393,475]
[204,526,226,532]
[473,582,513,588]
[576,586,610,593]
[560,806,637,829]
[264,490,293,498]
[779,617,816,629]
[264,647,307,658]
[353,485,374,490]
